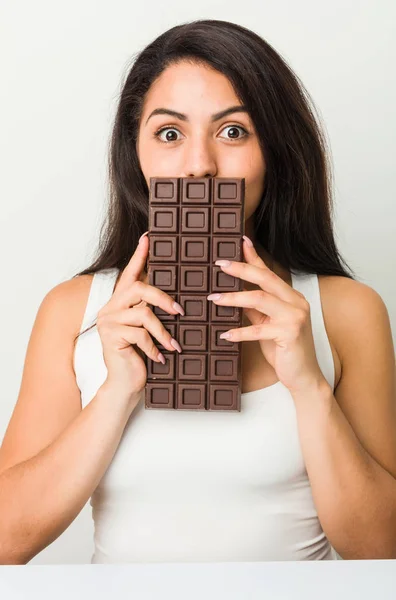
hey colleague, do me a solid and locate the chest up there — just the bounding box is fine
[240,337,340,393]
[94,389,307,498]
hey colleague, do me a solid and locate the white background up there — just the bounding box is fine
[0,0,395,564]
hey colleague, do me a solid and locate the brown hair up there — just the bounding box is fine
[73,19,356,342]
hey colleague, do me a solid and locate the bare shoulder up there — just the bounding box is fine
[317,275,390,387]
[318,274,387,330]
[45,274,95,337]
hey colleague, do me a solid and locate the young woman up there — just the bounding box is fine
[1,19,395,564]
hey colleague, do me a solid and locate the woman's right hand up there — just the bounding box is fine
[96,231,184,402]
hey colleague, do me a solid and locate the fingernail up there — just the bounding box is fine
[139,231,149,244]
[242,235,253,248]
[173,301,185,316]
[158,352,166,364]
[207,293,222,301]
[170,338,182,353]
[219,331,231,339]
[215,260,231,267]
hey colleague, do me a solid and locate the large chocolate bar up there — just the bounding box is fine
[145,177,245,411]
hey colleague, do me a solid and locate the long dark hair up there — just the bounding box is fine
[73,19,356,341]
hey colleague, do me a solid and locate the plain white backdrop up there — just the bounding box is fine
[0,0,394,564]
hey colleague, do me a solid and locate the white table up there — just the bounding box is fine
[0,561,395,600]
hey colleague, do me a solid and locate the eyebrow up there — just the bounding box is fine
[145,105,249,126]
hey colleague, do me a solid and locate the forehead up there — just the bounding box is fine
[141,61,240,114]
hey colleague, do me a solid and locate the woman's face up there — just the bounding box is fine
[136,61,266,225]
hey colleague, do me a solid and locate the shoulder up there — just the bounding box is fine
[41,274,95,338]
[317,274,391,364]
[317,274,388,321]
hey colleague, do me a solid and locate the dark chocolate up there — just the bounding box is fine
[145,177,245,411]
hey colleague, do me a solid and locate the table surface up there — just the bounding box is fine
[0,561,395,600]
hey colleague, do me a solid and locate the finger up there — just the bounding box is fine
[116,306,182,353]
[219,322,282,342]
[215,259,294,303]
[243,306,265,326]
[116,231,149,294]
[116,323,165,362]
[242,236,267,269]
[207,289,287,318]
[116,280,185,316]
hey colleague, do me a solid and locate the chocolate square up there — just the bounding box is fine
[178,354,207,380]
[179,295,208,322]
[181,178,211,203]
[149,206,178,233]
[212,236,242,262]
[150,178,179,204]
[212,206,242,234]
[212,266,241,293]
[179,325,207,351]
[181,237,209,262]
[149,265,177,291]
[146,383,175,409]
[209,354,239,381]
[181,207,210,233]
[176,384,206,409]
[208,384,240,410]
[213,178,244,204]
[147,353,175,380]
[180,266,208,292]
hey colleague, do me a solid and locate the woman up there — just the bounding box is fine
[0,19,395,564]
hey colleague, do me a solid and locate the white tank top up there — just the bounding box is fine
[73,267,337,562]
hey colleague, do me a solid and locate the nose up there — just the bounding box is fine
[180,137,217,179]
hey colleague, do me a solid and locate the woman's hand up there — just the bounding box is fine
[96,231,183,401]
[207,237,327,395]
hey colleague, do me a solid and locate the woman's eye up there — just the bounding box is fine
[154,127,182,143]
[219,125,248,140]
[154,124,249,144]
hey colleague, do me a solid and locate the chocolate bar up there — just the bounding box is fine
[145,177,245,411]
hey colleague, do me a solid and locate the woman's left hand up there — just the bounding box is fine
[207,237,327,395]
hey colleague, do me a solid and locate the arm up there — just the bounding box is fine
[0,382,138,564]
[292,280,396,559]
[0,278,138,564]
